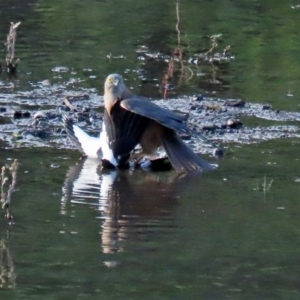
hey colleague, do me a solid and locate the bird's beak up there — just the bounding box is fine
[113,79,119,86]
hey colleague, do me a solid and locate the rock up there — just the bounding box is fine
[32,129,50,138]
[50,163,60,169]
[193,94,204,101]
[189,105,197,110]
[41,79,51,86]
[12,131,22,139]
[13,111,31,119]
[213,148,225,157]
[34,111,47,119]
[202,125,219,131]
[77,112,90,122]
[13,111,22,119]
[0,107,6,112]
[82,107,90,113]
[224,99,245,107]
[22,111,31,118]
[227,119,243,129]
[47,112,58,119]
[262,105,271,110]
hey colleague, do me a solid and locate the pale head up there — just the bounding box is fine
[104,73,126,99]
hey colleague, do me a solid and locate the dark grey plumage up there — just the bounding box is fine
[103,73,215,174]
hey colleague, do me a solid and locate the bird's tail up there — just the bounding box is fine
[161,130,216,175]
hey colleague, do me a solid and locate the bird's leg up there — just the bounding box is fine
[131,149,145,168]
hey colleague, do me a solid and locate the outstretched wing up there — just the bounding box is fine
[103,102,150,159]
[120,96,190,134]
[62,115,101,158]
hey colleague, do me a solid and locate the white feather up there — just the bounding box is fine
[73,125,102,159]
[99,122,118,167]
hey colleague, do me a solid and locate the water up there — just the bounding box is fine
[1,0,300,299]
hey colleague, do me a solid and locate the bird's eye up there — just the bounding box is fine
[108,77,113,83]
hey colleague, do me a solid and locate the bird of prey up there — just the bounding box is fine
[102,73,215,174]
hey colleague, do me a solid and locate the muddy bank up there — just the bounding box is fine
[1,76,300,157]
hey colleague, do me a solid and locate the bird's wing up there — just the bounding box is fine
[62,115,101,158]
[103,106,149,160]
[120,96,190,134]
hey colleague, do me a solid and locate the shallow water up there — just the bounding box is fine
[1,0,300,299]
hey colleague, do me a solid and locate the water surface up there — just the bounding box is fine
[1,0,300,299]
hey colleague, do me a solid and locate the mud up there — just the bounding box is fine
[1,75,300,157]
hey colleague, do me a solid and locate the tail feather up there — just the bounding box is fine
[161,130,216,174]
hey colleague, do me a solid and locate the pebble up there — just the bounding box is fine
[193,94,204,101]
[164,84,174,90]
[227,119,243,129]
[262,105,271,110]
[41,79,51,86]
[34,111,47,119]
[13,111,31,119]
[213,148,225,157]
[22,111,31,118]
[202,125,219,131]
[13,111,22,119]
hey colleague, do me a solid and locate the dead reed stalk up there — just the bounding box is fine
[4,22,21,73]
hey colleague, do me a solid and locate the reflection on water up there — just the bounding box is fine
[0,239,16,289]
[61,158,182,264]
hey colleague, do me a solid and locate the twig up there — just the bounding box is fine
[206,34,222,56]
[63,97,77,112]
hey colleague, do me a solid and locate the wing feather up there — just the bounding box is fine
[103,103,149,158]
[120,96,189,134]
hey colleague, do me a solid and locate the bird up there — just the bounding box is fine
[102,73,215,174]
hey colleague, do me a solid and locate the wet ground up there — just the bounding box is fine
[1,67,300,156]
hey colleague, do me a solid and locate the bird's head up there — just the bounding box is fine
[104,73,126,99]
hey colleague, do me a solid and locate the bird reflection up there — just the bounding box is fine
[0,238,16,288]
[61,158,185,262]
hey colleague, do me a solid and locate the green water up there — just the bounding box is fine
[1,0,300,299]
